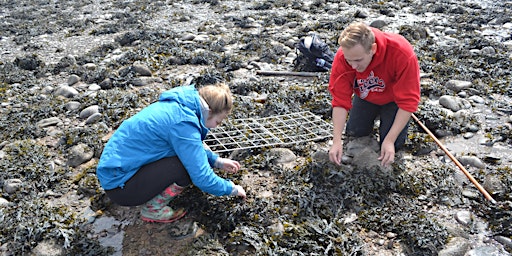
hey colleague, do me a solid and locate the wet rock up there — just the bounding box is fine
[345,136,380,157]
[37,117,62,128]
[63,101,81,111]
[469,95,485,104]
[454,210,473,226]
[4,179,23,194]
[354,9,368,18]
[494,236,512,250]
[67,143,94,167]
[132,64,152,76]
[0,197,9,207]
[438,236,470,256]
[439,95,472,112]
[84,63,97,70]
[370,19,387,29]
[67,74,81,86]
[463,132,474,139]
[446,80,472,92]
[461,189,480,200]
[458,155,485,168]
[85,113,103,124]
[131,77,163,86]
[54,85,79,98]
[352,147,381,169]
[79,105,100,120]
[482,175,506,195]
[481,46,496,56]
[56,55,77,69]
[181,33,195,41]
[266,148,296,164]
[99,78,112,89]
[30,239,64,256]
[88,83,101,91]
[14,54,44,70]
[267,221,284,237]
[466,246,503,256]
[311,150,329,163]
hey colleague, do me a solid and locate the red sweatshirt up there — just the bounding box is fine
[328,27,421,113]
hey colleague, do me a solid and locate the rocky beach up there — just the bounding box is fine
[0,0,511,255]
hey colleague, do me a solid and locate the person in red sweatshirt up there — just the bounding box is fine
[328,21,421,167]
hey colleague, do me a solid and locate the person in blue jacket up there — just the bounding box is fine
[96,83,246,223]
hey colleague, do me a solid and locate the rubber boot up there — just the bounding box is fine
[140,183,186,223]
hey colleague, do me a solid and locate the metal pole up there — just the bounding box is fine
[411,113,497,204]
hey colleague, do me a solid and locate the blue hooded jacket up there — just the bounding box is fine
[96,85,233,196]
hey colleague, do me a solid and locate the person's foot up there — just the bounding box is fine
[141,206,186,223]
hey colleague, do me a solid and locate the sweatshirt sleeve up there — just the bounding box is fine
[328,50,356,110]
[392,52,421,113]
[169,120,233,196]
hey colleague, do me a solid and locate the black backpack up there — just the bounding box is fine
[294,34,335,72]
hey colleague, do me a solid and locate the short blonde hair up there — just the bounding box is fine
[198,83,233,115]
[338,22,375,52]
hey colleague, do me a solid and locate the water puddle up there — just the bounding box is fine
[92,216,129,256]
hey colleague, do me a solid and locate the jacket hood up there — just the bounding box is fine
[158,85,208,129]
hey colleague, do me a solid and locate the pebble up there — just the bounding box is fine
[446,80,472,92]
[88,83,101,91]
[54,86,79,98]
[64,101,81,111]
[67,143,94,167]
[438,237,471,256]
[469,95,485,104]
[37,117,62,128]
[439,95,472,112]
[454,210,473,226]
[4,179,23,194]
[132,64,152,76]
[85,113,103,124]
[67,74,81,86]
[266,148,296,164]
[466,246,503,256]
[459,155,485,168]
[494,236,512,250]
[80,105,100,119]
[0,197,9,207]
[84,63,97,70]
[462,189,480,199]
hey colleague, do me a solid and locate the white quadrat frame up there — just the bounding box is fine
[204,111,333,153]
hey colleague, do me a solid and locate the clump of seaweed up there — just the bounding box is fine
[0,140,111,255]
[169,144,462,255]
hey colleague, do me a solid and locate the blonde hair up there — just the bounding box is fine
[198,83,233,115]
[338,22,375,52]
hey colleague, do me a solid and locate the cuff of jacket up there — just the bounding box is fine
[214,157,227,169]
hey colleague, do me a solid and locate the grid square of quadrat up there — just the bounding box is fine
[204,111,333,153]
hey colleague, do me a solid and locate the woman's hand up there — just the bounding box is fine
[229,181,246,198]
[233,184,246,198]
[220,158,241,173]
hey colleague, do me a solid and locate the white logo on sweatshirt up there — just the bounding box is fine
[355,71,386,99]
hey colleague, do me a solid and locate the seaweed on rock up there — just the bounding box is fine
[0,140,112,255]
